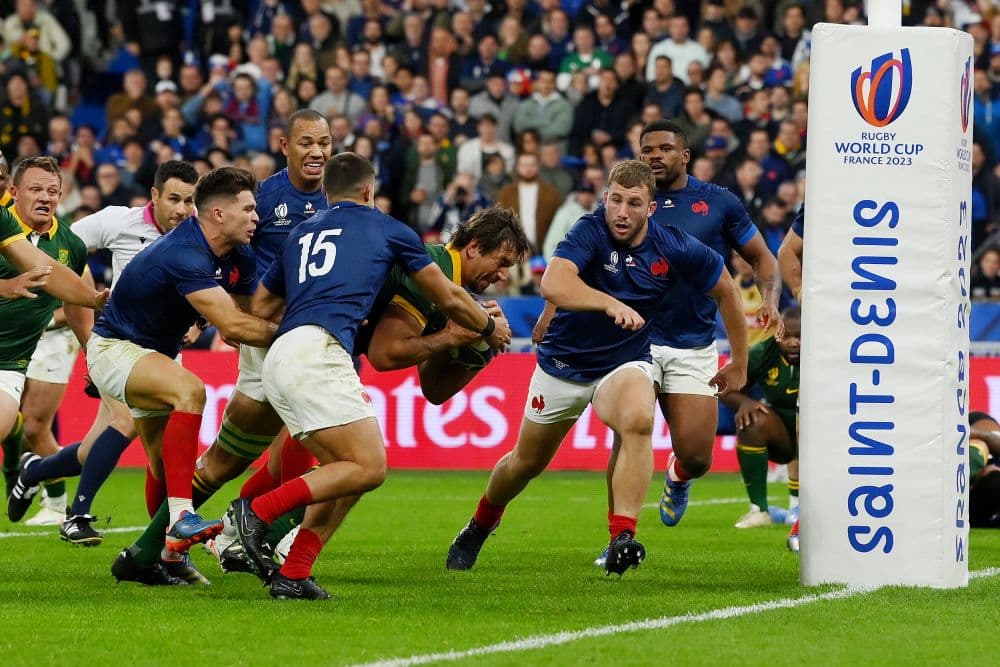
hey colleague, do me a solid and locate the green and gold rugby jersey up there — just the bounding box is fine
[0,206,88,372]
[746,336,799,420]
[355,243,462,355]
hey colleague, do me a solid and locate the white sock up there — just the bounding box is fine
[666,457,690,484]
[43,493,67,512]
[167,497,194,527]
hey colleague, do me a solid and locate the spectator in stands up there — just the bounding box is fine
[676,87,716,157]
[704,65,743,123]
[429,171,491,243]
[511,69,574,152]
[691,155,717,184]
[772,118,806,174]
[95,162,134,207]
[975,68,1000,159]
[498,16,529,66]
[971,245,1000,301]
[0,72,48,158]
[391,12,428,77]
[303,11,339,74]
[544,8,574,67]
[448,88,477,145]
[538,141,574,199]
[478,152,512,202]
[558,25,612,91]
[120,137,152,191]
[645,55,685,119]
[730,157,765,221]
[329,113,356,154]
[4,26,59,105]
[403,133,448,234]
[758,197,789,258]
[224,71,269,154]
[287,42,319,94]
[646,15,710,85]
[614,51,645,108]
[732,5,763,56]
[310,66,366,126]
[2,0,71,63]
[543,181,598,260]
[457,113,515,181]
[106,69,156,127]
[427,27,462,105]
[524,33,555,73]
[712,38,743,90]
[461,33,509,95]
[702,0,735,44]
[630,30,653,78]
[346,0,387,48]
[791,61,810,101]
[733,50,771,100]
[734,88,772,143]
[570,69,628,156]
[470,73,518,142]
[973,142,1000,248]
[778,3,812,70]
[594,14,627,57]
[46,114,72,164]
[496,151,561,253]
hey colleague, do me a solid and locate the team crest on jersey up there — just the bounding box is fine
[766,367,780,386]
[274,202,291,226]
[214,267,222,279]
[58,248,69,265]
[650,257,669,276]
[604,251,619,274]
[691,200,710,216]
[662,199,674,208]
[305,201,315,215]
[625,255,635,268]
[229,266,240,285]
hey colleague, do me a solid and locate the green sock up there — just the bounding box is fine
[2,413,24,494]
[130,477,219,566]
[265,508,305,548]
[43,479,65,499]
[736,443,769,510]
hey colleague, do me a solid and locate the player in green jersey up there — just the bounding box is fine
[721,306,800,529]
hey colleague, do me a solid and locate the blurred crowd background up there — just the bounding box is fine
[3,0,1000,303]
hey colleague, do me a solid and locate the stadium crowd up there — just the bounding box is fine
[3,0,994,302]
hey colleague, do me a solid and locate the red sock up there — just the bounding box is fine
[472,496,505,529]
[279,528,324,579]
[251,477,313,524]
[668,455,692,482]
[144,467,166,518]
[609,513,638,539]
[240,464,279,499]
[162,411,202,501]
[280,435,316,483]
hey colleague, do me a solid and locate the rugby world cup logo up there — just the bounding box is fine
[961,56,972,132]
[850,49,913,127]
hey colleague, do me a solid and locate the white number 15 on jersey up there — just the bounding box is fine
[297,229,342,283]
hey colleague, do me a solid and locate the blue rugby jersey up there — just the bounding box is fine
[648,176,757,349]
[538,210,724,383]
[261,202,433,353]
[93,218,256,357]
[253,168,328,276]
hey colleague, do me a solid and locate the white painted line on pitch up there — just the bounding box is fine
[351,568,1000,667]
[0,525,144,539]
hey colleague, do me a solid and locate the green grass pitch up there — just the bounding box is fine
[1,469,997,666]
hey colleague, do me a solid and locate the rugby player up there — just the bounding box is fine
[67,167,276,585]
[229,152,511,600]
[723,306,800,528]
[10,162,199,548]
[445,160,748,575]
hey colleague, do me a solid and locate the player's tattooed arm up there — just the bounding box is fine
[739,232,783,338]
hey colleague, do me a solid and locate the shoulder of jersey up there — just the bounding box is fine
[256,169,288,199]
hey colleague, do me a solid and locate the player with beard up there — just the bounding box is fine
[446,160,748,576]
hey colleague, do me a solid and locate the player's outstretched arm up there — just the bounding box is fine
[2,238,108,309]
[368,304,483,371]
[64,267,96,348]
[187,286,277,347]
[539,257,644,330]
[778,228,804,303]
[0,265,51,299]
[707,268,748,396]
[738,232,783,338]
[409,263,512,347]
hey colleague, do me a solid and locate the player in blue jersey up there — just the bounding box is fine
[445,160,748,576]
[226,152,511,600]
[635,120,781,528]
[109,110,335,586]
[85,167,278,585]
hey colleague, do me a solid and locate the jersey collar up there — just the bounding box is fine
[444,243,463,285]
[9,204,58,240]
[143,200,166,234]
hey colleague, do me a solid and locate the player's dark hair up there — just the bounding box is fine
[640,119,689,149]
[781,305,801,320]
[11,155,61,186]
[286,108,328,138]
[194,166,257,211]
[450,206,530,260]
[323,152,375,200]
[607,159,655,199]
[153,160,198,191]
